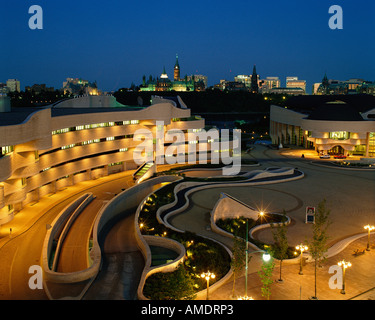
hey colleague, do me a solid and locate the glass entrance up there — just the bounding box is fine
[328,145,345,155]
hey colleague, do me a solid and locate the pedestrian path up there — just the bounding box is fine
[209,233,375,300]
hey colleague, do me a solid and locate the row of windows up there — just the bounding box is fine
[52,120,140,135]
[41,135,135,157]
[1,146,14,156]
[39,149,126,173]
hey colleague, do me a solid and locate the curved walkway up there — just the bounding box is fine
[163,145,375,299]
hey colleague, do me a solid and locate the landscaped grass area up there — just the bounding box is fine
[139,181,231,300]
[216,215,295,259]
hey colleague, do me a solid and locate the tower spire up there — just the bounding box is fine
[251,64,259,93]
[174,54,180,81]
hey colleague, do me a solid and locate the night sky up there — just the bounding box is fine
[1,0,374,93]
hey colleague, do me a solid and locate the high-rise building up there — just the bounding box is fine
[6,79,20,93]
[260,77,281,93]
[286,77,306,93]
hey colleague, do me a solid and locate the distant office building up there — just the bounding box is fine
[220,81,247,91]
[312,83,321,95]
[286,77,306,93]
[234,75,252,88]
[187,75,208,91]
[316,74,369,95]
[260,77,281,93]
[360,82,375,95]
[0,83,9,95]
[63,78,99,95]
[25,84,55,94]
[268,87,305,95]
[6,79,20,93]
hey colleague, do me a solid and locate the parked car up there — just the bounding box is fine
[320,154,330,159]
[334,154,346,159]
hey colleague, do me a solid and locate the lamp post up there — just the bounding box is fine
[201,271,215,300]
[338,260,351,294]
[259,211,265,222]
[364,225,375,251]
[295,244,308,275]
[244,217,271,297]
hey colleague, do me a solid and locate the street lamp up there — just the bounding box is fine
[364,225,375,251]
[201,271,215,300]
[338,260,351,294]
[295,244,308,275]
[238,296,254,300]
[259,211,265,223]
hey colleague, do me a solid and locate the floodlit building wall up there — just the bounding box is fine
[0,98,205,225]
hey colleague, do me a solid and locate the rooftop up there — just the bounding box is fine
[284,94,375,114]
[0,107,46,126]
[306,101,364,121]
[51,106,145,117]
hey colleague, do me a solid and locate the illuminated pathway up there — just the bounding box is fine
[0,170,135,299]
[166,145,375,299]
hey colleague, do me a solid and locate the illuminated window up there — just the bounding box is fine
[119,148,128,152]
[130,120,139,124]
[329,131,350,140]
[61,144,75,150]
[109,162,123,167]
[52,128,69,135]
[1,146,14,155]
[369,132,375,156]
[76,125,84,131]
[106,137,115,141]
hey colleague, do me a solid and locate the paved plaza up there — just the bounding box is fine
[0,144,374,300]
[169,144,375,300]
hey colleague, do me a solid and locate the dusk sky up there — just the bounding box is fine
[1,0,374,93]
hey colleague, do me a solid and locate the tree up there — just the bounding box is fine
[231,235,247,297]
[143,263,196,300]
[257,256,275,300]
[271,211,289,282]
[308,199,331,300]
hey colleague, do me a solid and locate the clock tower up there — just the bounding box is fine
[174,54,180,81]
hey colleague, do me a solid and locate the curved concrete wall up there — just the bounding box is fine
[42,176,181,286]
[138,235,186,300]
[42,193,94,283]
[0,97,206,224]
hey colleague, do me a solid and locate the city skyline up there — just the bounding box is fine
[1,0,374,94]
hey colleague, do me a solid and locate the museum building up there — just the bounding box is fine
[0,94,212,225]
[270,100,375,157]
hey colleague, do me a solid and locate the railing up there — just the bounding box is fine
[132,161,155,183]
